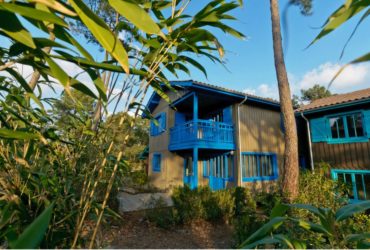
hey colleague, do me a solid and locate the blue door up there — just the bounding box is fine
[184,157,197,189]
[208,156,226,191]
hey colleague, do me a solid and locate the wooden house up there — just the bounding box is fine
[145,80,285,191]
[296,88,370,202]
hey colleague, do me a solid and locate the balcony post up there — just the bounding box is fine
[193,146,198,189]
[193,93,198,139]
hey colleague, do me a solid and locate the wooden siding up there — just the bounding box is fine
[312,141,370,170]
[234,104,285,189]
[148,90,188,190]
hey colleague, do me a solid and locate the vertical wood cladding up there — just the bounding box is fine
[312,141,370,170]
[236,104,285,182]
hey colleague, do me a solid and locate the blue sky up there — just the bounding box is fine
[180,0,370,99]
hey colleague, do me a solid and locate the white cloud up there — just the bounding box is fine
[296,62,370,92]
[243,83,279,100]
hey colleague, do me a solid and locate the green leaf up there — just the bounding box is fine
[270,203,289,219]
[309,0,370,47]
[0,3,68,27]
[10,202,54,249]
[4,68,33,93]
[109,0,166,39]
[288,204,326,221]
[335,200,370,221]
[69,0,129,73]
[240,234,292,249]
[238,217,287,248]
[0,10,36,49]
[0,128,40,140]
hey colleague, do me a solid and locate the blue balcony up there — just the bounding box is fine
[169,119,235,151]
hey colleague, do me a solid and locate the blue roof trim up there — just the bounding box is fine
[297,98,370,116]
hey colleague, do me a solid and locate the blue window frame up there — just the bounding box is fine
[150,112,166,136]
[328,112,366,143]
[152,153,162,172]
[203,153,234,180]
[241,152,278,182]
[310,110,370,144]
[331,169,370,202]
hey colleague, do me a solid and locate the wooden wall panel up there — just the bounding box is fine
[312,142,370,170]
[236,104,285,179]
[148,89,189,190]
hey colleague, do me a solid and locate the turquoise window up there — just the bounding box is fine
[241,152,278,182]
[152,153,161,172]
[150,112,166,136]
[310,110,370,144]
[329,113,365,141]
[332,169,370,202]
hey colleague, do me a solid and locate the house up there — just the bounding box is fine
[296,88,370,202]
[145,80,285,191]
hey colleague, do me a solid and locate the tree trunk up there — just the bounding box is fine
[269,0,299,201]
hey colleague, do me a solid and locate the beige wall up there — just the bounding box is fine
[234,103,285,190]
[148,90,188,190]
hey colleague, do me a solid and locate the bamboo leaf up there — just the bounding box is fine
[29,0,76,16]
[0,10,36,49]
[69,0,129,73]
[0,129,40,140]
[0,3,68,27]
[109,0,166,39]
[309,0,370,47]
[10,202,54,249]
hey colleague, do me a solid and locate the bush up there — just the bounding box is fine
[145,197,177,229]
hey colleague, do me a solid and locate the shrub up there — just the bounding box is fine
[146,196,177,229]
[171,186,205,223]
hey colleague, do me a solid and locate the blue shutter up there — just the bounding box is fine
[223,106,232,124]
[364,110,370,138]
[175,112,185,125]
[153,153,161,172]
[310,117,328,142]
[150,120,155,136]
[160,112,166,131]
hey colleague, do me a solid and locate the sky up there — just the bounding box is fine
[2,0,370,111]
[180,0,370,100]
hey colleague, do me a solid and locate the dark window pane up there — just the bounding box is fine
[365,174,370,200]
[347,115,357,137]
[355,113,364,137]
[356,174,366,200]
[337,117,345,138]
[345,173,354,199]
[330,118,339,138]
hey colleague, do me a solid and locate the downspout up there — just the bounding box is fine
[300,112,314,171]
[238,96,248,186]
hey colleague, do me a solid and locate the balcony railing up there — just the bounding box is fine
[169,119,235,150]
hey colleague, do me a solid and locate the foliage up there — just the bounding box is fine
[239,201,370,249]
[300,84,332,102]
[146,196,178,229]
[309,0,370,87]
[0,0,243,247]
[170,186,247,224]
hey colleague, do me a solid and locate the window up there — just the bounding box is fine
[310,110,370,144]
[332,169,370,202]
[203,153,233,180]
[150,112,166,136]
[152,153,161,172]
[241,152,278,181]
[329,113,364,140]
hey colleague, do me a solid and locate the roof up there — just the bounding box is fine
[145,80,280,115]
[296,87,370,113]
[173,80,280,105]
